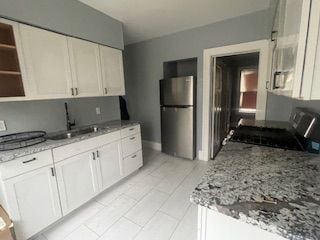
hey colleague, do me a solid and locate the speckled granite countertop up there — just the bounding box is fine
[0,120,139,163]
[191,142,320,240]
[238,119,291,130]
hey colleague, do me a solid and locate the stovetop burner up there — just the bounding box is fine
[230,125,304,151]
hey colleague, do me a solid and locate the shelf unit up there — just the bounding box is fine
[0,22,25,97]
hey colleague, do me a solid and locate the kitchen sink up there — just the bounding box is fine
[46,126,100,140]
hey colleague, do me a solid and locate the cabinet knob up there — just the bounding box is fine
[131,155,137,159]
[92,152,96,160]
[75,88,78,96]
[104,88,108,95]
[96,150,100,158]
[130,137,135,140]
[71,88,74,96]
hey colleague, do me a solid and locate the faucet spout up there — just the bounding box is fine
[64,102,76,131]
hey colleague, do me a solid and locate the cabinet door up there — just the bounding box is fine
[100,46,125,96]
[55,151,99,215]
[19,24,72,99]
[68,37,103,97]
[96,141,122,191]
[312,31,320,99]
[4,166,61,240]
[271,0,310,97]
[302,0,320,100]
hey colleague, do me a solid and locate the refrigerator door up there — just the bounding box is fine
[161,106,195,159]
[160,76,195,106]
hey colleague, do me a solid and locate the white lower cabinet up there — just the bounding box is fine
[95,141,122,191]
[198,206,285,240]
[3,165,62,240]
[55,150,99,215]
[0,125,142,240]
[123,150,143,176]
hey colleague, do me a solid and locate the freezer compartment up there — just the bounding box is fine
[161,106,195,159]
[160,76,195,106]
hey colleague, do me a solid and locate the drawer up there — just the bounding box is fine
[121,125,140,138]
[121,133,142,158]
[123,150,143,176]
[53,131,120,162]
[0,150,53,180]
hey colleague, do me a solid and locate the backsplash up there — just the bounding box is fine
[0,97,120,135]
[266,92,320,122]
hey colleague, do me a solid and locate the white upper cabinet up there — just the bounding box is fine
[100,45,125,96]
[3,165,62,240]
[67,37,103,97]
[19,24,73,99]
[0,21,126,101]
[301,0,320,100]
[271,0,320,100]
[271,0,310,98]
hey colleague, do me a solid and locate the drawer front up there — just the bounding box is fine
[121,133,142,158]
[0,150,53,180]
[53,131,120,162]
[123,150,143,176]
[121,125,140,138]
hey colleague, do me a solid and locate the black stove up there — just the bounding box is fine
[230,125,305,151]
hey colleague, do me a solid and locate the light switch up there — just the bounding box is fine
[96,107,101,115]
[0,120,7,131]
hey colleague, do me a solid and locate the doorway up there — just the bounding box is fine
[210,53,260,159]
[201,40,271,161]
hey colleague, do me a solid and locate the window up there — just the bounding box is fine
[239,69,258,113]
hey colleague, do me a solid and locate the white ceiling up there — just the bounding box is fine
[79,0,272,45]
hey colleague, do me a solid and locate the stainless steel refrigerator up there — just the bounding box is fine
[160,76,196,159]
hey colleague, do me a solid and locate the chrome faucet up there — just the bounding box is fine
[64,102,75,131]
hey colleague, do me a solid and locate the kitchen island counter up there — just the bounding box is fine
[191,142,320,240]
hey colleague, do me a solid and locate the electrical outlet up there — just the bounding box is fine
[0,120,7,131]
[96,107,101,115]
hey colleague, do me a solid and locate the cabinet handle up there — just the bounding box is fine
[92,152,96,160]
[129,128,134,131]
[96,150,100,158]
[271,30,278,42]
[104,88,108,95]
[22,157,37,164]
[130,137,135,140]
[131,155,137,159]
[71,88,74,96]
[51,167,55,177]
[75,88,78,95]
[273,71,283,89]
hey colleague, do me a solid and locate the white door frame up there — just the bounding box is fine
[200,40,272,161]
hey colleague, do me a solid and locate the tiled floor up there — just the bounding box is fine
[33,148,209,240]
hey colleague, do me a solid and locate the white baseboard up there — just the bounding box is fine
[198,150,208,161]
[142,140,162,151]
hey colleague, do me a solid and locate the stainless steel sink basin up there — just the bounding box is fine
[47,126,99,140]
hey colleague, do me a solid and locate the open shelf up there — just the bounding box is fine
[0,43,16,50]
[0,22,25,97]
[0,70,21,75]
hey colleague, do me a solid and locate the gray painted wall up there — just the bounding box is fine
[0,0,123,136]
[124,8,275,156]
[265,93,294,121]
[0,97,120,135]
[0,0,124,49]
[266,92,320,121]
